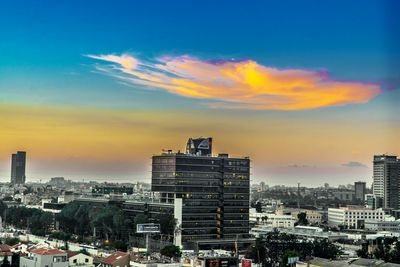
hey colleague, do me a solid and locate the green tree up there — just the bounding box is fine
[4,237,20,246]
[245,238,266,264]
[390,241,400,263]
[160,245,181,258]
[313,239,342,260]
[1,256,11,267]
[296,212,308,226]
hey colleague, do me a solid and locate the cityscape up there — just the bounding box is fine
[1,1,400,267]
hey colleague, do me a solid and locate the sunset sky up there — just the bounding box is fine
[1,0,399,186]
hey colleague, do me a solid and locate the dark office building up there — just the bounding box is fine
[152,138,251,249]
[11,151,26,185]
[354,181,366,201]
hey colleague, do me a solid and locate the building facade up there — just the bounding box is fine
[151,138,250,249]
[11,151,26,185]
[20,248,68,267]
[373,155,400,209]
[328,207,385,229]
[354,181,366,201]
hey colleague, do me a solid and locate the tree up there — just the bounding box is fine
[313,239,342,260]
[133,214,148,232]
[1,256,11,267]
[282,250,299,266]
[296,212,308,226]
[4,238,20,246]
[356,242,370,259]
[160,245,181,258]
[390,241,400,263]
[373,237,396,262]
[245,238,266,264]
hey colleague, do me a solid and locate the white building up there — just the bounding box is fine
[287,209,322,225]
[67,251,94,267]
[20,248,68,267]
[328,207,385,229]
[250,210,295,229]
[372,155,400,209]
[365,219,400,232]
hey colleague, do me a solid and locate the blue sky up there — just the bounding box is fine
[0,0,399,185]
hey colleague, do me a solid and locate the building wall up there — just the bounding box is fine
[20,253,68,267]
[250,211,295,228]
[151,152,250,246]
[69,254,94,267]
[11,151,26,184]
[373,155,400,209]
[328,208,385,228]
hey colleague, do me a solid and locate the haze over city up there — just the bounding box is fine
[1,0,399,186]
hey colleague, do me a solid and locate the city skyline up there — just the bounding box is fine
[1,1,399,185]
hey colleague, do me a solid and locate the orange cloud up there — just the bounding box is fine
[87,54,381,110]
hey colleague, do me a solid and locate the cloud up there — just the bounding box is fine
[342,161,367,168]
[287,164,311,168]
[87,53,381,110]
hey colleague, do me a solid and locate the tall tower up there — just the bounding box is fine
[152,138,250,249]
[372,155,400,209]
[11,151,26,185]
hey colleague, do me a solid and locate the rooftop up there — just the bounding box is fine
[101,251,129,265]
[30,248,66,256]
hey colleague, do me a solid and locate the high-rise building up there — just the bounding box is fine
[372,155,400,209]
[152,138,250,249]
[11,151,26,185]
[354,181,366,201]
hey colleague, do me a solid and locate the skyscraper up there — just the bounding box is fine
[372,155,400,209]
[11,151,26,185]
[152,138,250,249]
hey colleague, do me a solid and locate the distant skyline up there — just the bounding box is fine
[1,1,399,186]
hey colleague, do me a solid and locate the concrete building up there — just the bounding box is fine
[20,248,68,267]
[355,181,366,201]
[364,219,400,232]
[372,155,400,209]
[151,138,251,249]
[333,190,355,201]
[289,209,322,225]
[328,207,385,229]
[250,210,295,229]
[66,251,94,267]
[0,244,12,262]
[11,151,26,185]
[365,194,383,209]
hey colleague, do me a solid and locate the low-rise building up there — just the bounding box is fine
[288,209,322,225]
[0,244,12,262]
[328,207,385,229]
[250,210,295,228]
[20,248,68,267]
[100,251,130,267]
[365,219,400,232]
[67,251,94,267]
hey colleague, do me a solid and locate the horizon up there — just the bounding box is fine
[1,0,399,186]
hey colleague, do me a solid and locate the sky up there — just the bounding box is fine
[0,0,399,186]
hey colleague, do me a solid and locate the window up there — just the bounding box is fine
[73,259,77,264]
[85,259,89,263]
